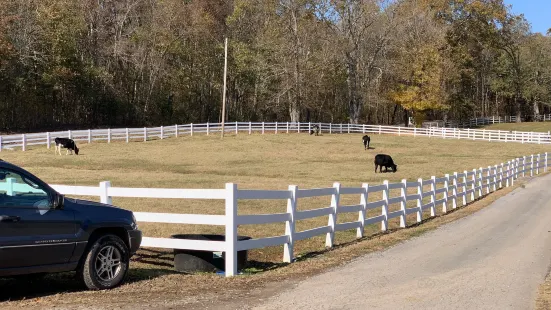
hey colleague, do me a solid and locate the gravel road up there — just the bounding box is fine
[252,174,551,310]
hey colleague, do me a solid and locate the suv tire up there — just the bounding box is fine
[79,234,130,290]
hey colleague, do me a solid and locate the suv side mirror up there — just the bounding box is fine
[53,193,64,209]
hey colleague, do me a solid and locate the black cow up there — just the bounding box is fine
[374,154,397,173]
[362,135,371,150]
[310,124,320,136]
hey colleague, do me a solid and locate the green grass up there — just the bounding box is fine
[484,122,551,133]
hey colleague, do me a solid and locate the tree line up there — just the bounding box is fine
[0,0,550,132]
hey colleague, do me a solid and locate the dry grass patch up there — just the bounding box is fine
[0,133,547,266]
[484,122,551,133]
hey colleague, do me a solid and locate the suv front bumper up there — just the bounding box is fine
[128,230,142,255]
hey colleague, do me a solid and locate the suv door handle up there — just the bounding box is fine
[0,215,21,223]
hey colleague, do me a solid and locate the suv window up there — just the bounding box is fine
[0,169,51,209]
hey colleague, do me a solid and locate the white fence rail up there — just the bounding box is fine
[38,152,548,277]
[1,121,551,151]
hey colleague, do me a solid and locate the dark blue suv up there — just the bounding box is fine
[0,160,142,290]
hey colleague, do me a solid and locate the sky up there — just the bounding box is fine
[504,0,550,34]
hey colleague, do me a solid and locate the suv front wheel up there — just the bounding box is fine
[80,234,130,290]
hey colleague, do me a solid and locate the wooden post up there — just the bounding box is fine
[325,182,340,247]
[416,178,423,223]
[224,183,237,276]
[400,179,407,228]
[358,183,369,238]
[221,38,228,138]
[382,180,389,231]
[283,185,297,263]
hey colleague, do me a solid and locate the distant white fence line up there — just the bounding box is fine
[42,152,548,277]
[1,121,551,150]
[426,114,551,128]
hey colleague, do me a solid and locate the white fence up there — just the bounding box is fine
[1,121,551,150]
[37,152,547,276]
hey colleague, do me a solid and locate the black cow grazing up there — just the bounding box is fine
[374,154,397,173]
[310,124,320,136]
[362,135,371,150]
[54,137,79,155]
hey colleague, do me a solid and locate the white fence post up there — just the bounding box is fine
[329,123,332,134]
[6,177,15,195]
[522,156,526,177]
[99,181,112,204]
[477,168,483,198]
[485,167,491,194]
[275,122,278,134]
[382,180,389,231]
[283,185,297,263]
[262,122,265,134]
[224,183,237,277]
[452,172,458,209]
[531,154,534,176]
[499,163,504,188]
[471,169,476,201]
[249,122,252,135]
[286,122,289,134]
[88,129,92,143]
[348,123,350,134]
[46,132,51,149]
[430,176,436,217]
[340,123,342,134]
[325,182,340,247]
[545,152,548,172]
[0,136,2,152]
[68,130,72,140]
[400,179,407,228]
[175,125,178,138]
[206,122,209,135]
[443,174,449,213]
[108,128,111,143]
[298,122,301,133]
[492,165,498,191]
[308,122,311,134]
[160,126,164,140]
[505,162,511,187]
[126,128,129,143]
[358,183,369,238]
[416,178,423,223]
[22,134,26,151]
[190,123,194,136]
[143,127,147,142]
[235,122,238,135]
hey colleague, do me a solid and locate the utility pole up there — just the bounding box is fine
[221,37,228,138]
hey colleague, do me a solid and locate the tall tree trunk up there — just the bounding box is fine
[346,54,361,124]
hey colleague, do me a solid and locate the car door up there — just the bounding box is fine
[0,168,77,269]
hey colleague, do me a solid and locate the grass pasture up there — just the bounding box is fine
[484,122,551,133]
[0,132,548,267]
